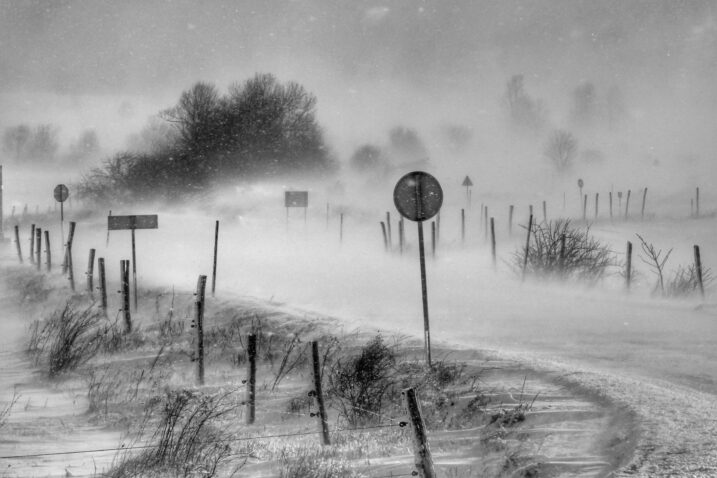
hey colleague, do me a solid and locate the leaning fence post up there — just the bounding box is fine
[595,193,599,219]
[694,245,704,299]
[86,248,95,298]
[194,275,207,386]
[35,227,42,271]
[521,214,533,282]
[246,334,257,425]
[490,217,496,270]
[14,225,22,264]
[98,258,107,315]
[380,222,388,251]
[609,191,613,220]
[120,260,131,331]
[44,230,51,272]
[386,211,392,249]
[67,222,76,291]
[311,341,331,445]
[558,233,566,275]
[641,188,648,220]
[624,190,631,220]
[403,387,436,478]
[626,241,633,290]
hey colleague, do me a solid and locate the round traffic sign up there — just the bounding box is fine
[393,171,443,222]
[54,184,69,202]
[577,178,584,188]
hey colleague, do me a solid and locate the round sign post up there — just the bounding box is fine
[54,184,69,248]
[394,171,443,367]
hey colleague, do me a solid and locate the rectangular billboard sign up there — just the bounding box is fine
[108,214,159,230]
[285,191,308,208]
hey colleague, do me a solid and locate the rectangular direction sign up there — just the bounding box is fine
[285,191,308,208]
[108,214,158,230]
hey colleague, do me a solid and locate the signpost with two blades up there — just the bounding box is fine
[393,171,443,367]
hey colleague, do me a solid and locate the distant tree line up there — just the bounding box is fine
[2,124,99,164]
[80,73,336,205]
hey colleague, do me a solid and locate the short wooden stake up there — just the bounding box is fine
[624,190,631,220]
[694,245,704,299]
[311,341,331,446]
[490,217,496,270]
[641,188,648,220]
[14,225,22,264]
[380,221,388,251]
[461,208,465,244]
[35,228,41,271]
[120,259,131,332]
[484,206,488,241]
[67,222,76,291]
[86,248,95,298]
[403,388,436,478]
[609,192,613,220]
[246,334,257,425]
[436,211,441,245]
[626,241,633,290]
[508,205,514,235]
[44,230,51,272]
[399,217,404,255]
[98,258,107,315]
[542,200,547,223]
[212,220,219,297]
[691,198,694,218]
[521,214,533,282]
[194,275,207,386]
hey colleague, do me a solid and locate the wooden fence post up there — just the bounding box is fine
[484,206,488,241]
[44,230,51,272]
[522,214,533,282]
[98,258,107,315]
[624,190,631,220]
[694,245,704,299]
[120,260,131,332]
[340,213,344,244]
[311,341,331,445]
[67,222,76,291]
[609,192,613,220]
[559,233,566,275]
[87,248,95,298]
[212,220,219,297]
[386,212,392,249]
[542,200,547,223]
[246,334,257,425]
[509,205,514,235]
[14,225,22,264]
[696,187,700,218]
[595,193,599,219]
[641,188,648,220]
[30,224,35,264]
[194,275,207,386]
[436,212,441,245]
[35,228,42,271]
[380,222,388,251]
[582,195,587,222]
[490,217,496,270]
[626,241,633,290]
[399,217,404,255]
[403,388,436,478]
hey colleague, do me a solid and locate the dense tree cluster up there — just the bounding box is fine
[80,73,335,204]
[2,124,60,162]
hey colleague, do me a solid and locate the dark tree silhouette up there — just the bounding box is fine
[350,144,386,173]
[504,74,546,133]
[544,129,577,172]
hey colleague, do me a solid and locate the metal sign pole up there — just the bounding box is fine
[414,173,431,367]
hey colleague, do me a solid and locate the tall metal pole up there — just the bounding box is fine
[414,173,431,367]
[212,220,219,297]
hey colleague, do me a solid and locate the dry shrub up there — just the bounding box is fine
[105,388,239,478]
[513,219,614,283]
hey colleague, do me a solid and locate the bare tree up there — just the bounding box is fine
[504,74,546,133]
[544,129,577,172]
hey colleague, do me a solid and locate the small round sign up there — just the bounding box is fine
[54,184,69,203]
[577,179,584,188]
[393,171,443,222]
